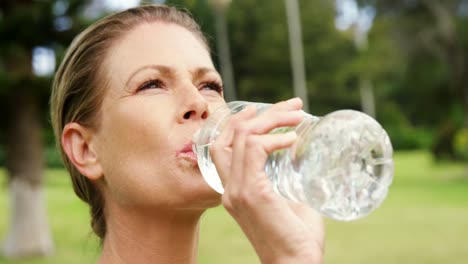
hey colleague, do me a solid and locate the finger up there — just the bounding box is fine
[245,131,297,159]
[239,132,297,191]
[248,110,304,135]
[214,101,301,190]
[211,105,257,184]
[226,131,298,203]
[223,120,248,197]
[249,98,304,134]
[214,98,301,147]
[269,97,304,112]
[216,105,257,148]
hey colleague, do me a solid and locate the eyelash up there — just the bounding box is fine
[136,79,223,94]
[201,81,224,94]
[137,79,164,92]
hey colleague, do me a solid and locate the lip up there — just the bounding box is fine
[176,141,198,163]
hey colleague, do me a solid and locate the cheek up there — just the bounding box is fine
[100,106,171,168]
[207,97,227,114]
[95,101,177,205]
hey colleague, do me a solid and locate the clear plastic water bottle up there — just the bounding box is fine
[193,101,394,221]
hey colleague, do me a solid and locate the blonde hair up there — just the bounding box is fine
[50,4,209,240]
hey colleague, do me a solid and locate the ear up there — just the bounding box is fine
[61,122,103,181]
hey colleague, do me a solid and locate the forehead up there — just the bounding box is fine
[104,22,214,81]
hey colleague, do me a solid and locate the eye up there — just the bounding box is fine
[137,79,164,91]
[200,81,224,94]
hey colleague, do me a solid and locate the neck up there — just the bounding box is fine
[98,204,203,264]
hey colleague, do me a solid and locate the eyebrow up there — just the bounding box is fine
[190,67,221,81]
[125,65,221,88]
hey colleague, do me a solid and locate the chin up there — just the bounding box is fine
[164,165,222,209]
[181,182,222,209]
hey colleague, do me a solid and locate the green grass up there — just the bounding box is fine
[0,170,101,264]
[1,151,467,263]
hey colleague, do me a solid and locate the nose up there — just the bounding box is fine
[178,88,209,123]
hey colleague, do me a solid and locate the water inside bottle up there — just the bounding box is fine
[283,110,394,221]
[195,143,225,194]
[193,102,394,221]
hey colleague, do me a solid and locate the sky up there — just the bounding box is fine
[335,0,375,34]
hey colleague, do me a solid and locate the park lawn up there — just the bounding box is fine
[1,151,467,264]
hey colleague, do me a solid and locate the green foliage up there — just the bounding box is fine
[45,146,65,168]
[0,0,91,93]
[177,0,468,156]
[1,0,468,166]
[378,103,433,149]
[0,0,93,159]
[454,128,468,160]
[365,0,468,157]
[301,0,362,113]
[166,0,217,50]
[386,126,433,150]
[228,0,293,102]
[0,146,64,168]
[0,0,97,175]
[0,147,4,168]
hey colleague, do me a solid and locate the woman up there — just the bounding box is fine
[50,4,324,263]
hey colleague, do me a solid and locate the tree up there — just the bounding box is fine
[0,0,90,258]
[284,0,309,112]
[361,0,468,156]
[166,0,468,152]
[209,0,237,101]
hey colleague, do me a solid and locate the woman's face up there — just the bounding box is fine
[93,22,225,210]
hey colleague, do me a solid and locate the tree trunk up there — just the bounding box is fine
[2,91,54,258]
[460,73,468,177]
[213,4,237,102]
[284,0,310,112]
[359,77,376,118]
[464,85,468,129]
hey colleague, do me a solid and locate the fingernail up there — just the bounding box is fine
[287,97,301,104]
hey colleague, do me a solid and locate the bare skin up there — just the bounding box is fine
[61,21,324,264]
[211,99,325,263]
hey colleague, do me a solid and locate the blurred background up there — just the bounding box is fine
[0,0,467,263]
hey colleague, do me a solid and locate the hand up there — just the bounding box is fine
[209,98,325,264]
